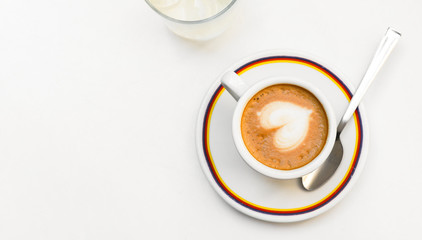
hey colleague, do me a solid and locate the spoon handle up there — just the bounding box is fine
[337,27,401,133]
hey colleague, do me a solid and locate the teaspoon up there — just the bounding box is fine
[301,27,401,191]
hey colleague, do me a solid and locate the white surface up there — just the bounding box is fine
[0,0,420,239]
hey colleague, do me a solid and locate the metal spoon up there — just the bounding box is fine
[301,27,401,191]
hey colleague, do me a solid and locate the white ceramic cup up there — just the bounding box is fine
[221,72,337,179]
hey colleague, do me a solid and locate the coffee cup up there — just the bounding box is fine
[221,72,337,179]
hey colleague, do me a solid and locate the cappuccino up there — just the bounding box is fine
[241,84,329,170]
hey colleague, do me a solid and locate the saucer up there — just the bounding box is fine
[195,50,369,222]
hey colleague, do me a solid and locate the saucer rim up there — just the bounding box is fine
[195,50,369,222]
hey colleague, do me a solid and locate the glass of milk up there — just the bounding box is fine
[145,0,238,41]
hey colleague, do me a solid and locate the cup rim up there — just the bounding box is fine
[145,0,237,24]
[232,77,337,179]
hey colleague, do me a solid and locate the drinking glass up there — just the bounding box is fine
[145,0,238,41]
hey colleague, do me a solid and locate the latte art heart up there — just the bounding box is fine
[258,101,313,151]
[241,84,328,170]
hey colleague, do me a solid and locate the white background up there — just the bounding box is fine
[0,0,421,239]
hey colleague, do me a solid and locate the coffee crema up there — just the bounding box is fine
[241,84,329,170]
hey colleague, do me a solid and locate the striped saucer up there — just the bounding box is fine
[196,50,369,222]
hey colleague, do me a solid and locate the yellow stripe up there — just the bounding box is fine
[207,59,359,212]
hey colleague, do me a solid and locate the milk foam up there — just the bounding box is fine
[258,101,312,151]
